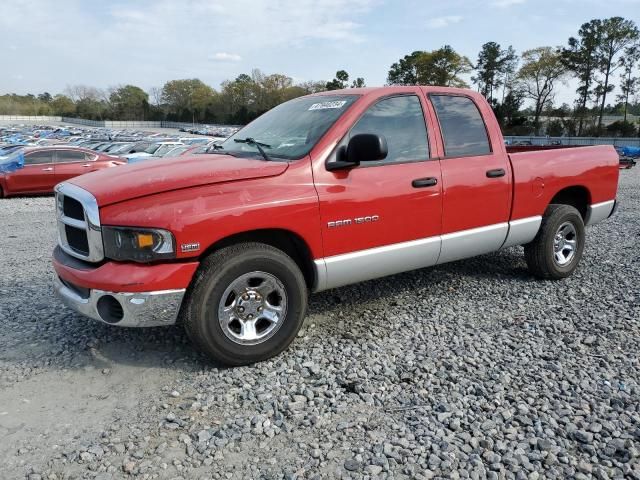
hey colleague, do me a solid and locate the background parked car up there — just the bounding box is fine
[0,147,123,197]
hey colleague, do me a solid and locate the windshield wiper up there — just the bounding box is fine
[234,137,271,161]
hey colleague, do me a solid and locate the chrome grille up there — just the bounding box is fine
[55,183,104,262]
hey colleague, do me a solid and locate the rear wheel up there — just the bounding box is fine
[182,242,308,366]
[525,204,585,279]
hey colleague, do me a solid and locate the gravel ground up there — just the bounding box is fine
[0,168,638,480]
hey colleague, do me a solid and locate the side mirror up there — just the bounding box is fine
[347,133,388,164]
[326,133,388,172]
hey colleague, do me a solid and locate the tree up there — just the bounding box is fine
[473,42,518,103]
[561,19,602,135]
[546,119,564,136]
[298,81,327,94]
[38,92,52,103]
[148,87,163,106]
[351,77,366,88]
[617,44,640,121]
[109,85,148,120]
[387,51,423,85]
[606,120,637,136]
[326,70,350,90]
[161,79,216,123]
[387,46,473,87]
[516,47,567,135]
[594,17,639,130]
[50,94,76,116]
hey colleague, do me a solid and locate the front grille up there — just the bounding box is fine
[62,196,84,221]
[55,183,104,263]
[65,225,89,255]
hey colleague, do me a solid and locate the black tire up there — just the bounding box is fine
[182,242,308,366]
[525,204,585,279]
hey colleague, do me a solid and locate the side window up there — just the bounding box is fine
[85,152,97,162]
[430,95,491,157]
[55,150,87,163]
[24,151,53,165]
[350,95,429,165]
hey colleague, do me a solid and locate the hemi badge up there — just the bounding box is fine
[181,242,200,253]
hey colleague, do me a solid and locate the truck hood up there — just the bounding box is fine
[68,154,289,206]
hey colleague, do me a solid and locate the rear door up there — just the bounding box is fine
[54,149,95,183]
[5,150,55,193]
[428,93,511,264]
[314,93,443,290]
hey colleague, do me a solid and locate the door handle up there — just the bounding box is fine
[412,177,438,188]
[486,168,506,178]
[41,167,53,171]
[81,164,91,168]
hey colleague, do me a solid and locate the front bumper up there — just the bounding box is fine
[54,275,185,327]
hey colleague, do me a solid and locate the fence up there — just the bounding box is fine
[60,119,238,130]
[0,115,62,122]
[504,136,640,147]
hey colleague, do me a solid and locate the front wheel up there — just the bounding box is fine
[182,242,308,366]
[525,204,585,279]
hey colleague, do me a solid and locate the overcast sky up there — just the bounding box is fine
[1,0,639,105]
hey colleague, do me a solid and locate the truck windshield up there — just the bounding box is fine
[220,95,359,160]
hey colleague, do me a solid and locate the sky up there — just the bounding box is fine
[1,0,639,106]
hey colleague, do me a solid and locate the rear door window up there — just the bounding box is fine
[430,95,491,157]
[55,150,87,163]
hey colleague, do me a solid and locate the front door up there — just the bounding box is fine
[428,93,511,264]
[313,94,443,290]
[6,150,55,193]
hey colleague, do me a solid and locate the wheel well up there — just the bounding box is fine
[548,186,590,219]
[201,229,316,289]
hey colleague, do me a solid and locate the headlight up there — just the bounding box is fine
[102,226,175,262]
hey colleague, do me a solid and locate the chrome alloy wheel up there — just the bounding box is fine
[217,271,288,345]
[553,221,578,266]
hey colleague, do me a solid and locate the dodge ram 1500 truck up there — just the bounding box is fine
[53,86,619,365]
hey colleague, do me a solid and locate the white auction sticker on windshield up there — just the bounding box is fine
[308,100,347,111]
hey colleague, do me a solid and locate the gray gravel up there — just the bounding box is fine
[1,167,639,480]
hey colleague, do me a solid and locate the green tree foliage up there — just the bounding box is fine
[161,79,216,123]
[473,42,518,103]
[326,70,350,90]
[546,119,564,136]
[561,19,603,135]
[594,17,639,129]
[617,44,640,121]
[516,47,567,135]
[606,120,637,137]
[109,85,149,120]
[387,46,473,87]
[50,95,75,116]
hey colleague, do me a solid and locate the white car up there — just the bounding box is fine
[126,142,184,163]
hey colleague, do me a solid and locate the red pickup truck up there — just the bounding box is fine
[52,86,619,365]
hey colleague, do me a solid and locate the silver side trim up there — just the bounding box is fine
[313,217,546,292]
[502,216,542,248]
[585,200,615,226]
[314,236,441,291]
[437,223,508,264]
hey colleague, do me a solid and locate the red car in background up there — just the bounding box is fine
[0,147,123,197]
